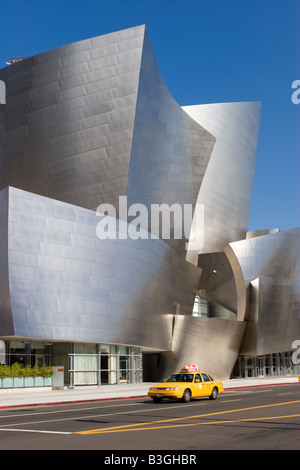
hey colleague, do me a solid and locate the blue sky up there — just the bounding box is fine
[1,0,299,232]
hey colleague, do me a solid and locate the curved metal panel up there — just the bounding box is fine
[0,26,145,210]
[226,229,300,355]
[5,187,201,349]
[0,25,215,244]
[183,102,261,261]
[229,228,300,283]
[241,276,300,356]
[158,315,247,380]
[0,188,14,335]
[127,30,216,254]
[0,25,297,382]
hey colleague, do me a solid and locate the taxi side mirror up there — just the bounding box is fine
[195,379,200,383]
[163,378,166,382]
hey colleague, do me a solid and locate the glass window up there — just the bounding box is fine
[0,340,5,364]
[74,355,98,371]
[201,373,211,382]
[68,342,142,387]
[75,371,98,385]
[194,373,202,382]
[192,296,209,317]
[75,343,97,354]
[119,346,131,355]
[100,344,110,354]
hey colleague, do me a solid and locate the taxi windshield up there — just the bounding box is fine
[166,373,194,383]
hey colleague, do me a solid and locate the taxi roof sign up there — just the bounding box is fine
[180,364,199,372]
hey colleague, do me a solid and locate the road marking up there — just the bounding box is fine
[220,399,242,403]
[0,401,207,430]
[76,413,300,434]
[0,428,72,435]
[0,401,145,420]
[76,400,300,435]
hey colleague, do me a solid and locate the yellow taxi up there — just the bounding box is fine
[148,365,224,403]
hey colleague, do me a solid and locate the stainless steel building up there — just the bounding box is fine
[0,25,299,386]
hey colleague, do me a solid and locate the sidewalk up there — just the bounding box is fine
[0,376,299,409]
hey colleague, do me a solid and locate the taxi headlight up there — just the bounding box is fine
[164,387,181,391]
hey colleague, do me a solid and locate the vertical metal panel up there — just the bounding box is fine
[158,315,247,380]
[227,229,300,355]
[183,102,261,260]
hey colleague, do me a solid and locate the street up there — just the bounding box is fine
[0,384,299,451]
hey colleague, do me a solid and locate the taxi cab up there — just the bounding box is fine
[148,365,224,403]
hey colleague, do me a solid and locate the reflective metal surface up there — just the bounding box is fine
[0,26,297,380]
[158,315,246,380]
[2,186,201,349]
[0,24,215,238]
[0,26,144,210]
[226,229,300,356]
[183,102,261,261]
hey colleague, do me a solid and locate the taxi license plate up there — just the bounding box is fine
[157,393,163,397]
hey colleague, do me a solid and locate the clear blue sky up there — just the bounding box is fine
[1,0,299,232]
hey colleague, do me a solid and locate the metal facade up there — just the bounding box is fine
[183,102,261,260]
[226,228,300,356]
[1,186,201,350]
[0,26,298,380]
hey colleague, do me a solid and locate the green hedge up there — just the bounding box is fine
[0,363,53,378]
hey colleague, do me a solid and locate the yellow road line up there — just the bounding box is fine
[76,400,300,435]
[78,414,300,434]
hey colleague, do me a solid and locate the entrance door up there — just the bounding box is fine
[257,356,264,377]
[101,354,108,384]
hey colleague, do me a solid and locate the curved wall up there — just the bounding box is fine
[0,26,145,210]
[183,102,261,261]
[2,187,201,350]
[158,315,247,380]
[0,25,215,248]
[1,26,294,381]
[226,229,300,355]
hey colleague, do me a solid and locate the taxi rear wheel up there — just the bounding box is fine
[182,389,191,403]
[209,387,218,400]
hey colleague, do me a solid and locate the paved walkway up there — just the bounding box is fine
[0,376,299,409]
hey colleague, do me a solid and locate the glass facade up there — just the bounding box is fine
[192,296,209,318]
[234,351,300,378]
[0,340,143,387]
[68,343,143,387]
[1,340,52,367]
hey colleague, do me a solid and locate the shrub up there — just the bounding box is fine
[0,363,54,378]
[0,364,11,378]
[10,362,25,377]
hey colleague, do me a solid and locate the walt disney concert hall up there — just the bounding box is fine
[0,25,299,386]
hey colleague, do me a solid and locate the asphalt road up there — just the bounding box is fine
[0,384,299,451]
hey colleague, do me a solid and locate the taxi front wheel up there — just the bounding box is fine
[209,387,218,400]
[182,389,191,403]
[153,397,162,403]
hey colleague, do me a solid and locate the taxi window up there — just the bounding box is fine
[194,373,202,382]
[167,374,193,383]
[201,373,211,382]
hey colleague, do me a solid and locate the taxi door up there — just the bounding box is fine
[200,373,214,396]
[192,373,205,397]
